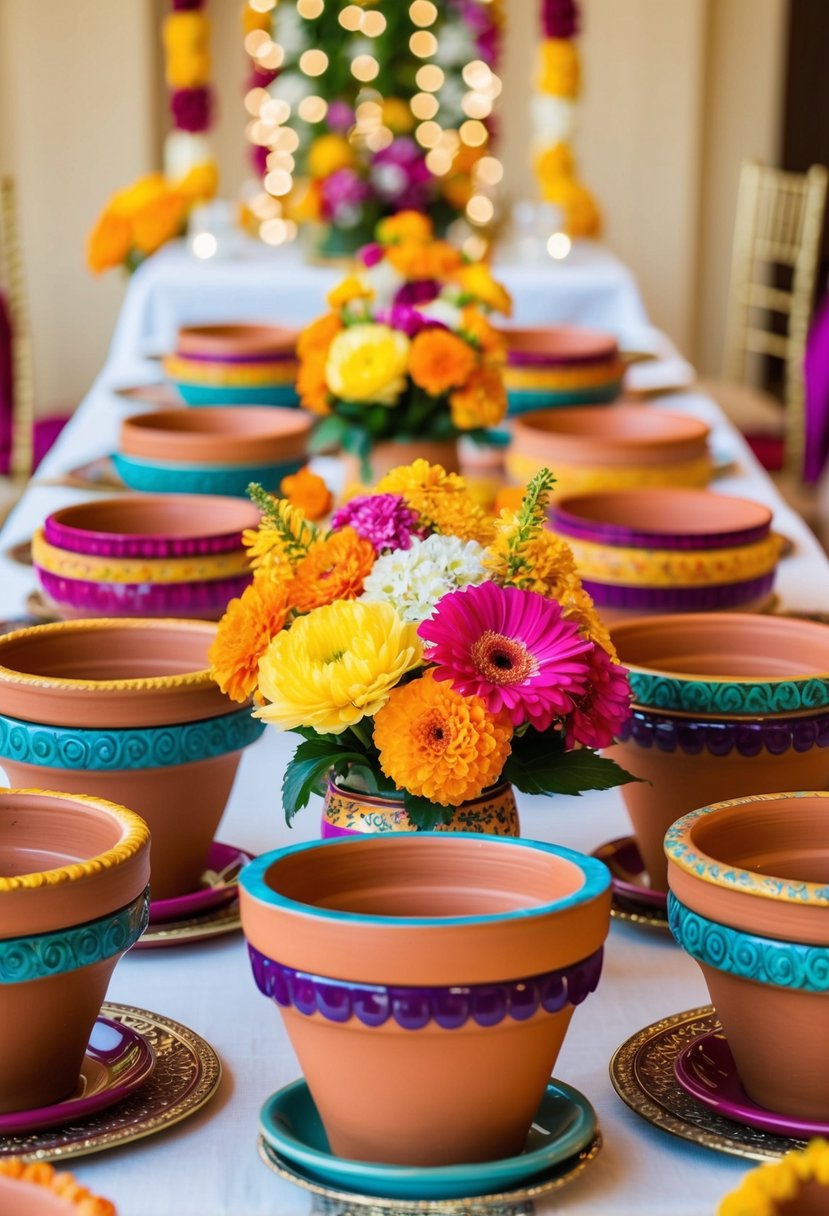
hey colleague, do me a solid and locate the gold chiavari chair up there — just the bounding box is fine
[707,159,828,481]
[0,176,35,521]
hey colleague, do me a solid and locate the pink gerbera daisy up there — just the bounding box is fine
[565,645,632,750]
[418,581,592,731]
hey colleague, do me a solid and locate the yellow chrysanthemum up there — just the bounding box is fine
[307,134,354,180]
[243,499,317,583]
[209,578,291,703]
[256,600,422,734]
[327,274,374,311]
[325,323,410,406]
[374,670,512,805]
[452,264,513,317]
[376,461,495,545]
[376,210,433,245]
[718,1138,829,1216]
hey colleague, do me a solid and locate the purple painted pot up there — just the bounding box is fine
[581,571,776,613]
[35,567,252,620]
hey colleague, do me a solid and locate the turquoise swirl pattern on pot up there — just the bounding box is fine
[0,888,149,983]
[112,453,302,498]
[668,894,829,991]
[0,707,264,771]
[628,671,829,716]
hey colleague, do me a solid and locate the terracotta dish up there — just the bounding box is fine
[119,407,310,467]
[176,323,297,359]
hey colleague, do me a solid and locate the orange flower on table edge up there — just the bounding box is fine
[408,329,477,397]
[377,210,434,246]
[86,211,132,273]
[460,306,507,361]
[280,468,332,521]
[209,578,292,703]
[297,313,342,361]
[373,669,513,806]
[290,526,376,613]
[450,365,508,430]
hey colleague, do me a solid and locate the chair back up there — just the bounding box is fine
[723,159,828,477]
[0,176,35,482]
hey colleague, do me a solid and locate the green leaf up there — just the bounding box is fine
[282,736,366,825]
[310,415,347,454]
[403,792,456,831]
[503,747,640,798]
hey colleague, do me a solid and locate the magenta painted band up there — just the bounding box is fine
[35,567,252,617]
[506,348,618,369]
[320,820,356,840]
[549,508,771,551]
[44,519,248,559]
[580,571,776,612]
[175,350,296,365]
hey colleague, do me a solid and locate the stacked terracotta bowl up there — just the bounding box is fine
[32,495,258,619]
[500,326,624,415]
[162,323,299,406]
[506,404,712,496]
[113,406,311,497]
[550,488,783,622]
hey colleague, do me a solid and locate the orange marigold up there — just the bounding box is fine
[386,239,463,281]
[296,352,331,416]
[450,365,508,430]
[86,211,132,274]
[131,192,188,256]
[297,313,342,360]
[376,460,495,545]
[377,210,433,245]
[373,669,512,805]
[291,526,375,613]
[460,306,507,361]
[409,330,477,397]
[280,467,332,521]
[209,578,291,703]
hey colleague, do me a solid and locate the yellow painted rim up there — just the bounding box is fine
[506,452,712,491]
[163,353,297,387]
[562,531,782,587]
[32,529,250,585]
[504,359,624,389]
[0,789,149,892]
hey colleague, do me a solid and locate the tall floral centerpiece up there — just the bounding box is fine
[210,462,634,835]
[297,212,512,482]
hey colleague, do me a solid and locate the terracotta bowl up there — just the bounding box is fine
[164,332,299,406]
[43,494,261,559]
[240,833,611,1167]
[35,568,251,621]
[507,406,712,495]
[119,407,310,466]
[667,792,829,1123]
[176,323,298,359]
[0,789,150,1114]
[499,326,624,414]
[0,619,264,899]
[606,614,829,891]
[0,1160,117,1213]
[551,489,779,620]
[111,452,299,499]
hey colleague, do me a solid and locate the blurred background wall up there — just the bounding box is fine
[0,0,787,413]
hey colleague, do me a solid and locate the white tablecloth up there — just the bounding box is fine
[2,335,828,1215]
[107,238,650,367]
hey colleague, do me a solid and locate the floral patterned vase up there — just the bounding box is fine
[321,778,520,838]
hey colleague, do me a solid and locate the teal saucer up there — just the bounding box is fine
[258,1078,597,1201]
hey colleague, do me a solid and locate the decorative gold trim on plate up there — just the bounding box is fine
[136,899,242,948]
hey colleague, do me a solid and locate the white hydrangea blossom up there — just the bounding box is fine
[361,534,488,624]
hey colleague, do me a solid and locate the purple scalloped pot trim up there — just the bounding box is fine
[43,520,248,559]
[580,572,775,612]
[175,349,296,366]
[35,567,252,617]
[247,946,604,1030]
[550,510,770,551]
[618,708,829,756]
[506,347,617,369]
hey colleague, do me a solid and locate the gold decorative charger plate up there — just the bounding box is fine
[609,1005,802,1161]
[3,538,32,566]
[25,591,59,623]
[257,1133,602,1215]
[0,1002,221,1162]
[35,456,126,493]
[136,899,242,949]
[609,894,670,932]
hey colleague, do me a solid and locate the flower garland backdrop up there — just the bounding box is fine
[241,0,504,253]
[210,461,635,829]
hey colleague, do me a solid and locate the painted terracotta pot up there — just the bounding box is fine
[0,789,150,1114]
[176,323,298,359]
[507,405,712,495]
[0,1160,117,1214]
[111,452,300,499]
[606,614,829,891]
[499,326,624,413]
[0,620,263,900]
[321,780,520,838]
[35,568,251,620]
[342,438,460,489]
[120,406,309,463]
[240,834,611,1167]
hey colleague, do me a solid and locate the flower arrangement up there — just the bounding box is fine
[298,212,511,473]
[241,0,503,251]
[718,1138,829,1215]
[210,462,635,828]
[532,0,600,238]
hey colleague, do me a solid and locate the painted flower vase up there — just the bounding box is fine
[321,779,520,839]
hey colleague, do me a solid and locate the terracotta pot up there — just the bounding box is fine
[342,438,460,489]
[35,568,252,621]
[0,1160,117,1214]
[177,323,297,359]
[606,614,829,891]
[240,834,611,1166]
[0,789,150,1113]
[551,488,772,549]
[0,620,263,899]
[321,780,520,838]
[500,326,618,366]
[119,407,310,466]
[43,494,261,559]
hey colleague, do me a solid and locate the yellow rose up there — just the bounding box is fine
[307,134,355,180]
[109,173,168,218]
[327,274,374,311]
[325,323,411,406]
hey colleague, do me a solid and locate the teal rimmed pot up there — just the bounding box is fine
[0,789,150,1113]
[666,791,829,1120]
[605,613,829,892]
[240,833,610,1167]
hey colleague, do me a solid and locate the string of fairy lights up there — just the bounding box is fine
[242,0,504,247]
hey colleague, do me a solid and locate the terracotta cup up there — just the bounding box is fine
[606,613,829,891]
[0,789,150,1114]
[0,619,264,900]
[0,1160,117,1214]
[119,407,311,467]
[666,792,829,1120]
[240,833,611,1167]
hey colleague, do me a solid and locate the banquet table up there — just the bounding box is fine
[1,332,828,1216]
